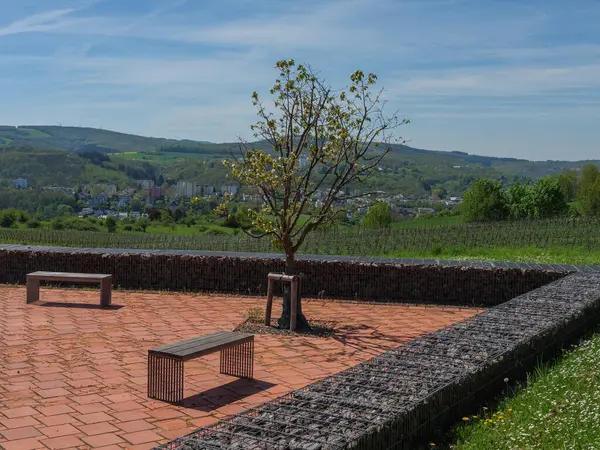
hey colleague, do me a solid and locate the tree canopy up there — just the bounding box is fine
[363,201,392,228]
[460,179,509,222]
[221,60,406,265]
[219,59,407,329]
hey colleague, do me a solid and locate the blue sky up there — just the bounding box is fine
[0,0,599,161]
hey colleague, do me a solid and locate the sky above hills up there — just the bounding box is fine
[0,0,599,161]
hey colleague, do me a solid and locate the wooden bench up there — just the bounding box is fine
[148,331,254,404]
[26,271,112,306]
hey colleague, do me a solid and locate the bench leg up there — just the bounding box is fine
[220,338,254,379]
[148,354,184,404]
[26,278,40,303]
[100,279,112,307]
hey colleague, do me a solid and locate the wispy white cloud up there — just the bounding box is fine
[390,65,600,97]
[1,0,600,159]
[0,8,81,36]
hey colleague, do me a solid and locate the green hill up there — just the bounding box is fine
[1,125,598,195]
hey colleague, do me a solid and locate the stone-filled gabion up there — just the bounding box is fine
[0,244,577,305]
[156,271,600,449]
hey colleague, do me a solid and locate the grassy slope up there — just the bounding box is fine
[0,147,132,186]
[3,125,600,194]
[451,332,600,449]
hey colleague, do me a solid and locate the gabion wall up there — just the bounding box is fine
[0,245,573,306]
[157,271,600,449]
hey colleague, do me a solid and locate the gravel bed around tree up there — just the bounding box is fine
[234,319,336,337]
[156,271,600,450]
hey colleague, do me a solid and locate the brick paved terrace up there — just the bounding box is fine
[0,285,481,449]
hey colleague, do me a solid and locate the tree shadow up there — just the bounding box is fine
[180,378,276,411]
[331,324,407,355]
[37,301,124,310]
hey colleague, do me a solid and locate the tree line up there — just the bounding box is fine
[460,164,600,222]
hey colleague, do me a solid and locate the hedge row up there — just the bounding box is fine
[158,271,600,449]
[0,247,568,306]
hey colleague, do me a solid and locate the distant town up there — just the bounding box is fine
[10,176,463,221]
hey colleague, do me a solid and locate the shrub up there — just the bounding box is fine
[461,179,509,222]
[363,202,392,228]
[105,216,117,233]
[0,210,18,228]
[51,218,65,230]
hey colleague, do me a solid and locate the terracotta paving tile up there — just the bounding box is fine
[35,405,75,417]
[76,422,119,436]
[41,435,86,449]
[0,437,45,450]
[1,426,42,440]
[71,394,106,405]
[34,380,68,390]
[153,419,188,431]
[127,444,158,450]
[189,416,219,428]
[121,430,163,445]
[70,403,109,414]
[2,406,38,419]
[109,410,150,422]
[116,420,155,433]
[38,424,80,438]
[147,409,184,420]
[0,416,41,429]
[37,388,72,399]
[81,433,125,447]
[0,285,481,448]
[109,401,141,412]
[76,412,115,425]
[37,414,79,427]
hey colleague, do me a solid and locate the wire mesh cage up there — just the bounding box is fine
[154,271,600,450]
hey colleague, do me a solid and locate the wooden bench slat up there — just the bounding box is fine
[151,332,253,356]
[153,331,231,353]
[149,332,253,361]
[27,271,112,282]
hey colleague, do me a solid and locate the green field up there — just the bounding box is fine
[111,151,222,163]
[451,331,600,449]
[1,217,599,265]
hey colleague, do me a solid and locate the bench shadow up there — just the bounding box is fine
[37,301,124,310]
[180,378,276,412]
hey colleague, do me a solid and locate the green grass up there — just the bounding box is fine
[451,332,600,449]
[18,127,51,138]
[112,151,211,163]
[389,246,600,265]
[142,223,236,236]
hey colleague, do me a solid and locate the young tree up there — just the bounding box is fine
[460,179,509,222]
[105,216,117,233]
[363,201,392,228]
[577,164,600,217]
[220,60,406,329]
[525,177,568,218]
[0,209,18,228]
[552,170,578,203]
[506,180,531,220]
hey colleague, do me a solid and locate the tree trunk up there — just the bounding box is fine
[277,253,310,330]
